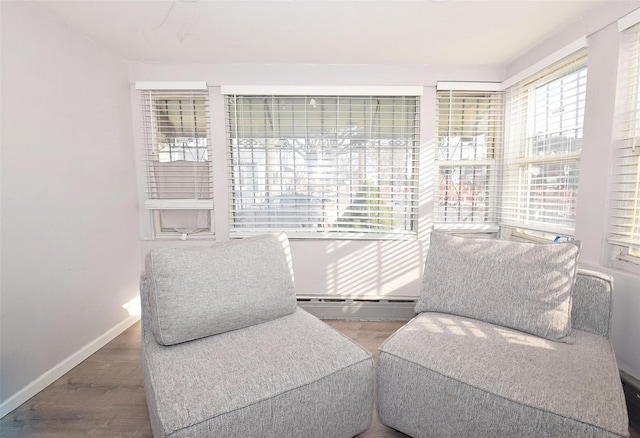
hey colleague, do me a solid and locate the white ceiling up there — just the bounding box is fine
[32,0,609,66]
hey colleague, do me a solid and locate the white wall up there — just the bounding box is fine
[581,18,640,380]
[0,2,140,413]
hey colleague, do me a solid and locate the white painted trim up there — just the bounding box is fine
[0,315,140,418]
[135,81,208,90]
[144,199,214,210]
[502,36,588,89]
[436,82,503,92]
[220,85,424,96]
[298,297,417,321]
[618,7,640,32]
[297,294,417,302]
[434,223,500,233]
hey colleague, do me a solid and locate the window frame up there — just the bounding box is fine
[434,84,504,233]
[223,88,422,239]
[609,18,640,270]
[137,83,214,239]
[501,50,588,240]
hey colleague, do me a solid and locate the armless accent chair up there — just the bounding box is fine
[140,233,373,438]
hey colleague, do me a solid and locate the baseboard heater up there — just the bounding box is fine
[621,369,640,432]
[297,295,417,321]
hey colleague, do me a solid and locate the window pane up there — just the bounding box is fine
[155,210,211,234]
[516,160,579,227]
[525,68,587,157]
[152,96,209,163]
[438,165,492,223]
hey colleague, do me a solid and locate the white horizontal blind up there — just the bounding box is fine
[502,50,588,236]
[435,89,504,230]
[225,95,420,236]
[610,22,640,256]
[139,89,213,235]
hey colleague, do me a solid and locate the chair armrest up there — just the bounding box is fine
[571,269,614,338]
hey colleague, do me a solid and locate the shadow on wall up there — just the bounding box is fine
[310,239,429,297]
[289,137,436,298]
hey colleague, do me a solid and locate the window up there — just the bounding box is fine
[610,21,640,260]
[138,86,213,237]
[225,94,420,237]
[435,87,504,231]
[502,50,588,237]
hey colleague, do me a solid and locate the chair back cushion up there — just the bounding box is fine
[144,233,297,346]
[415,231,580,341]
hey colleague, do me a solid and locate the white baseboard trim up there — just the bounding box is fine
[0,314,141,418]
[297,295,418,321]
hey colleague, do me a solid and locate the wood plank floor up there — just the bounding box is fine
[1,319,638,438]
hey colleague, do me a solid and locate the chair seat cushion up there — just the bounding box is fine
[377,312,629,438]
[143,308,373,437]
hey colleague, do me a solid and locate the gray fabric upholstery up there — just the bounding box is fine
[572,269,614,338]
[379,236,627,437]
[415,231,580,341]
[145,233,297,346]
[377,312,629,438]
[140,234,374,438]
[143,307,373,438]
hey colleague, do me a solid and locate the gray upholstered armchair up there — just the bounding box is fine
[140,233,373,437]
[376,231,629,438]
